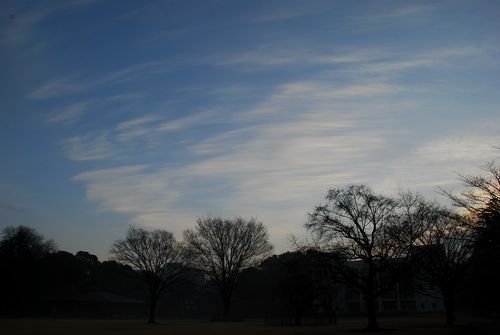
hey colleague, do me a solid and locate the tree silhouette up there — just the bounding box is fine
[306,185,421,331]
[412,207,474,325]
[278,250,336,326]
[0,226,56,316]
[441,161,500,219]
[441,159,500,313]
[0,225,55,258]
[110,227,186,323]
[184,216,273,320]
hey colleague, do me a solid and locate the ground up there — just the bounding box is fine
[0,316,498,335]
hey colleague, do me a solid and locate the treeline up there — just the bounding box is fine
[0,227,334,322]
[0,160,498,329]
[0,229,143,317]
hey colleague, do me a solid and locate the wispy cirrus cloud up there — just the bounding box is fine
[351,47,487,77]
[188,127,256,155]
[195,43,490,81]
[72,113,500,249]
[61,108,229,160]
[63,133,117,161]
[115,115,161,142]
[70,72,409,248]
[116,115,159,131]
[74,164,189,235]
[61,37,498,251]
[372,124,500,199]
[201,47,388,69]
[156,109,225,133]
[71,80,500,252]
[28,43,490,104]
[372,3,436,19]
[48,100,93,123]
[354,3,436,26]
[416,135,500,165]
[255,1,331,22]
[28,76,85,100]
[107,92,145,102]
[71,108,396,248]
[277,81,403,98]
[28,59,171,100]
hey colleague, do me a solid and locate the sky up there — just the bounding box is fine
[1,0,499,260]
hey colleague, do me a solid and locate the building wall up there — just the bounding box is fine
[333,261,444,314]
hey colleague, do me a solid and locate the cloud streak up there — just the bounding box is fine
[69,73,409,248]
[254,1,331,22]
[48,100,93,123]
[28,60,171,100]
[38,30,497,251]
[63,133,117,161]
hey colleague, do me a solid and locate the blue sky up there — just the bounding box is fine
[1,0,499,259]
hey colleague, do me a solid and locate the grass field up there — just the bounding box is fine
[1,316,498,335]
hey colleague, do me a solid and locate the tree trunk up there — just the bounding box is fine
[366,263,379,331]
[148,294,158,324]
[222,292,232,320]
[366,293,379,331]
[219,279,236,321]
[444,293,456,326]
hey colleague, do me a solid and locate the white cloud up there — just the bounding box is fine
[378,4,435,19]
[202,47,387,69]
[28,76,85,100]
[75,165,180,214]
[116,115,159,130]
[107,92,145,102]
[68,56,409,249]
[352,47,482,78]
[63,133,117,161]
[355,3,436,25]
[72,117,392,251]
[72,106,500,252]
[60,108,230,161]
[277,82,403,99]
[28,60,171,100]
[255,2,328,22]
[74,164,194,237]
[368,120,500,201]
[200,44,488,82]
[416,136,499,164]
[156,109,225,132]
[115,116,161,142]
[48,100,93,123]
[63,40,499,252]
[189,127,255,155]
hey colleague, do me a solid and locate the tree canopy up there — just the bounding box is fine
[184,216,273,318]
[306,185,425,330]
[111,227,186,323]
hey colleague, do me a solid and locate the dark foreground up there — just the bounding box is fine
[1,316,498,335]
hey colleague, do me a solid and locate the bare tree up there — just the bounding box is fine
[184,216,273,319]
[306,185,421,331]
[440,158,500,312]
[440,161,500,225]
[110,227,186,324]
[412,208,474,325]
